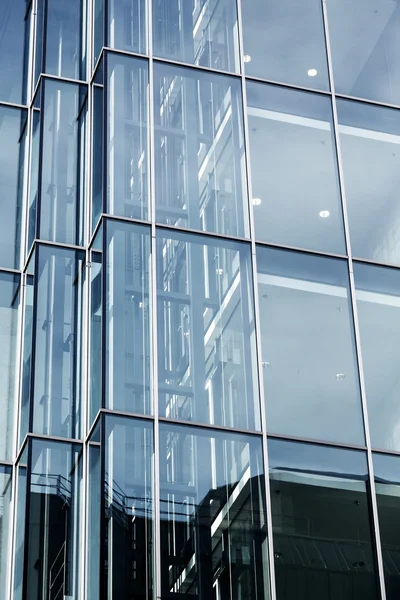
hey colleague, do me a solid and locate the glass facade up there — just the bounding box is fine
[1,1,400,599]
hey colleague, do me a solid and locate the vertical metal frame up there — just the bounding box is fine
[321,1,387,598]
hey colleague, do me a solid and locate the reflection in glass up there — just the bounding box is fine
[20,440,82,600]
[160,423,269,600]
[153,0,239,72]
[354,262,400,450]
[27,110,40,253]
[105,220,151,414]
[0,467,12,600]
[0,0,29,103]
[241,0,329,90]
[20,270,33,448]
[337,99,400,264]
[92,85,103,231]
[87,434,100,598]
[31,245,85,439]
[257,246,364,444]
[0,106,27,269]
[35,0,85,82]
[247,81,345,253]
[157,230,260,430]
[89,250,102,427]
[327,0,400,105]
[373,453,400,599]
[0,274,20,461]
[105,53,149,221]
[268,439,379,600]
[13,451,27,600]
[154,62,248,237]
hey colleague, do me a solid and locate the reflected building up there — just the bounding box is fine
[0,0,400,599]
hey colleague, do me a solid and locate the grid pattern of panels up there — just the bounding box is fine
[0,0,399,599]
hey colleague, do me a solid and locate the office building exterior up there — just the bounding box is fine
[0,0,400,598]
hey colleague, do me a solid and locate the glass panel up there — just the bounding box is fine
[159,423,269,600]
[13,449,27,600]
[93,0,104,67]
[153,0,239,72]
[0,273,20,461]
[39,79,87,246]
[327,0,400,105]
[373,453,400,599]
[35,0,85,81]
[337,99,400,264]
[105,220,151,415]
[89,250,102,427]
[108,0,146,55]
[87,435,100,598]
[354,262,400,451]
[247,81,345,253]
[104,415,153,599]
[154,62,248,237]
[257,246,365,444]
[0,466,12,600]
[241,0,329,90]
[0,0,29,104]
[107,53,149,221]
[32,245,84,439]
[157,230,260,430]
[268,439,379,600]
[92,84,103,231]
[0,106,27,269]
[20,270,33,449]
[27,109,40,254]
[23,440,82,600]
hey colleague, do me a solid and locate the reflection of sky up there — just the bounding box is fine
[0,1,26,103]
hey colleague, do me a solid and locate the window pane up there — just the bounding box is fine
[354,262,400,451]
[108,0,146,55]
[23,440,82,600]
[241,0,329,90]
[0,0,28,104]
[247,82,345,253]
[0,467,12,599]
[373,453,400,599]
[89,250,102,427]
[0,106,27,269]
[106,53,149,221]
[268,439,379,600]
[157,230,260,430]
[337,99,400,264]
[0,274,20,461]
[327,0,400,105]
[153,0,239,72]
[105,220,151,415]
[257,246,365,444]
[104,415,154,599]
[32,245,85,439]
[160,423,269,599]
[154,62,249,237]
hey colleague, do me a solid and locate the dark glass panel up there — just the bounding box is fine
[0,0,29,104]
[0,466,12,599]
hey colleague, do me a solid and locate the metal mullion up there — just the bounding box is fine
[236,0,277,599]
[321,2,387,599]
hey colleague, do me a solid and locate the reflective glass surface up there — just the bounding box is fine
[327,0,400,105]
[268,439,379,600]
[159,423,269,599]
[20,440,82,600]
[0,274,20,461]
[13,451,27,600]
[0,106,27,269]
[247,82,345,253]
[105,220,151,415]
[354,262,400,451]
[0,0,28,104]
[337,99,400,264]
[31,245,85,439]
[108,0,146,55]
[0,466,12,600]
[154,62,248,237]
[373,453,400,599]
[241,0,329,90]
[257,246,365,444]
[153,0,239,72]
[89,250,102,427]
[157,230,260,430]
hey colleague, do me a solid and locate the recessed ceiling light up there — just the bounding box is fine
[244,55,252,63]
[216,268,224,275]
[319,210,330,218]
[252,197,262,206]
[308,68,318,77]
[335,373,345,381]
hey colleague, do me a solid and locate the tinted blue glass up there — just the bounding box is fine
[257,246,365,444]
[268,439,379,600]
[242,0,329,90]
[327,0,400,105]
[159,423,269,599]
[157,230,260,430]
[0,1,28,103]
[0,466,12,599]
